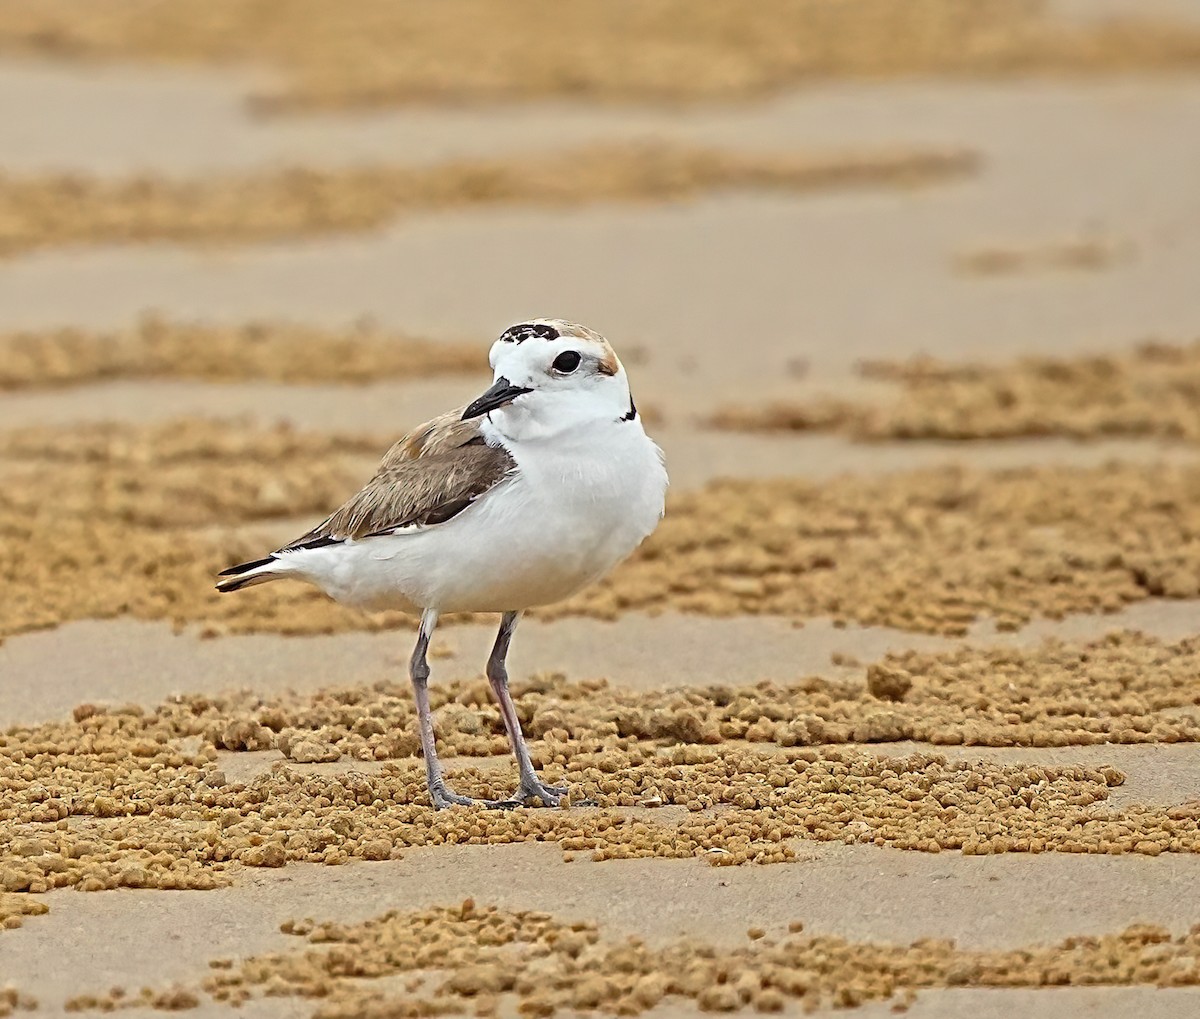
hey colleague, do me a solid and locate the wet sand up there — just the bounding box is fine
[3,6,1200,1015]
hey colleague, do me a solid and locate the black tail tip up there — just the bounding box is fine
[217,556,275,578]
[215,555,278,593]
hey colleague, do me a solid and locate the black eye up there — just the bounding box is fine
[552,350,582,373]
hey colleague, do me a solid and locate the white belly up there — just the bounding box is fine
[286,424,667,614]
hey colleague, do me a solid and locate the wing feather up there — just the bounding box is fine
[281,409,514,548]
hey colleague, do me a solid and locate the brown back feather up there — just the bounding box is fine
[378,409,484,465]
[282,409,515,546]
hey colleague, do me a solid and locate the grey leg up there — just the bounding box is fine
[410,608,477,809]
[487,612,569,807]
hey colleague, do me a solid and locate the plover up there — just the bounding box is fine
[217,319,667,809]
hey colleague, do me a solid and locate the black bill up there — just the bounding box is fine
[461,377,533,420]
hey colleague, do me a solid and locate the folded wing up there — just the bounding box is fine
[216,410,516,590]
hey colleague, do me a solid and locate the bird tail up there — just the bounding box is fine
[215,555,285,593]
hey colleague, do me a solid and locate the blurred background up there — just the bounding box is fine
[1,0,1198,435]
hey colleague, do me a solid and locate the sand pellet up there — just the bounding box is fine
[710,339,1200,444]
[191,629,1200,754]
[0,893,49,931]
[63,986,198,1014]
[71,904,1200,1017]
[4,643,1200,920]
[0,144,975,257]
[0,987,37,1018]
[8,419,1200,638]
[0,1,1198,111]
[0,314,479,390]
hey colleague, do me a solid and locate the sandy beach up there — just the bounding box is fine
[3,2,1200,1016]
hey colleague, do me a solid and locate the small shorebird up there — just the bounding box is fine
[217,320,667,808]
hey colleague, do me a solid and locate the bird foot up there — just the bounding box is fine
[427,780,486,810]
[479,777,573,810]
[428,776,583,810]
[513,776,571,808]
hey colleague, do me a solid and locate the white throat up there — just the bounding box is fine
[483,387,629,444]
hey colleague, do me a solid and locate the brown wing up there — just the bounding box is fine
[376,408,486,465]
[282,410,515,548]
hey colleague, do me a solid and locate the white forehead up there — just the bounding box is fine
[489,318,619,375]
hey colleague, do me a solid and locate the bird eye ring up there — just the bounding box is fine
[552,351,582,373]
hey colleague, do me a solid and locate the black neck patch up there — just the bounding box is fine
[620,395,638,422]
[500,322,560,344]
